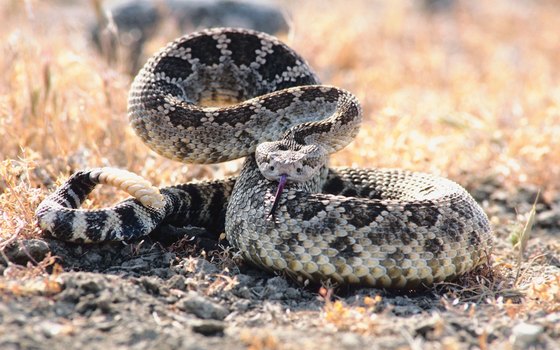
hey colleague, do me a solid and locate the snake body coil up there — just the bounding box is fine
[36,28,492,289]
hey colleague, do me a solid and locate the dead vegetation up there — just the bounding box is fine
[0,0,559,347]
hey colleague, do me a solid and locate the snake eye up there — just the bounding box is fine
[269,166,275,171]
[296,168,302,173]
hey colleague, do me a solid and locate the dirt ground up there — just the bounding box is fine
[1,183,559,349]
[1,1,559,349]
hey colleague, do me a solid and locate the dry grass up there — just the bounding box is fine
[322,289,383,334]
[291,1,560,197]
[1,1,559,238]
[0,253,62,297]
[0,0,559,337]
[239,330,281,350]
[1,0,559,229]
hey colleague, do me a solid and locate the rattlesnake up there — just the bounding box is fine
[36,28,492,289]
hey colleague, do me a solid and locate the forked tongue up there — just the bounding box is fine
[268,174,288,218]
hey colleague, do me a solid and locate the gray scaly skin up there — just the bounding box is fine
[36,28,492,289]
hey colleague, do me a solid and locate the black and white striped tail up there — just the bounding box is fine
[35,168,235,242]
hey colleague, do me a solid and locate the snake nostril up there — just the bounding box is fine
[296,168,302,173]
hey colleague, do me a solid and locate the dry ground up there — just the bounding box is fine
[0,0,559,349]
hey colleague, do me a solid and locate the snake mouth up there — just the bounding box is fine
[268,174,288,218]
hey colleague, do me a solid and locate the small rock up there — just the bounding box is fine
[53,300,77,318]
[263,277,289,299]
[3,239,50,265]
[56,287,80,302]
[193,259,219,275]
[163,295,179,304]
[166,275,187,291]
[235,274,257,288]
[139,276,161,295]
[512,322,543,346]
[190,319,225,336]
[176,292,229,320]
[152,268,172,279]
[233,286,253,299]
[392,305,423,316]
[232,299,251,312]
[470,180,499,202]
[36,321,69,338]
[61,276,104,295]
[490,190,509,203]
[517,185,541,204]
[75,299,98,315]
[393,296,411,306]
[83,251,102,266]
[266,276,289,290]
[79,280,104,294]
[121,257,147,269]
[150,224,197,245]
[94,291,114,314]
[284,287,301,299]
[233,274,258,299]
[95,319,117,332]
[536,209,560,228]
[340,332,361,347]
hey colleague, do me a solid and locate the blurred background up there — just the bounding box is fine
[1,0,559,236]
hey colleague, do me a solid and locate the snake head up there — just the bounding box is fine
[256,139,328,218]
[255,140,327,183]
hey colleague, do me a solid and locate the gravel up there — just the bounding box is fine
[1,184,559,349]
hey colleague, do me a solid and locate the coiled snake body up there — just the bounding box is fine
[36,28,492,289]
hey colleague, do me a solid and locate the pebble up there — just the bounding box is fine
[263,276,289,299]
[139,276,161,295]
[64,277,104,294]
[511,322,543,346]
[235,274,257,288]
[190,319,225,336]
[340,332,362,347]
[2,239,50,265]
[36,321,69,338]
[536,208,560,228]
[176,292,229,320]
[83,251,102,266]
[166,274,187,291]
[193,259,220,275]
[284,287,301,299]
[232,299,251,312]
[233,274,258,299]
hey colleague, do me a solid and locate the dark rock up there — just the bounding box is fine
[61,274,105,295]
[232,299,251,313]
[91,0,289,74]
[234,273,257,288]
[284,287,301,299]
[193,259,220,275]
[232,273,258,299]
[176,292,229,320]
[166,274,188,291]
[190,319,225,336]
[536,208,560,229]
[2,239,50,266]
[422,0,455,12]
[139,276,162,295]
[262,276,289,299]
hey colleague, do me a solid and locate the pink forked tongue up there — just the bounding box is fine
[268,174,288,218]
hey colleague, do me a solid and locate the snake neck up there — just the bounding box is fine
[225,155,328,243]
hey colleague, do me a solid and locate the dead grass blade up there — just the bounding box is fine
[513,191,539,286]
